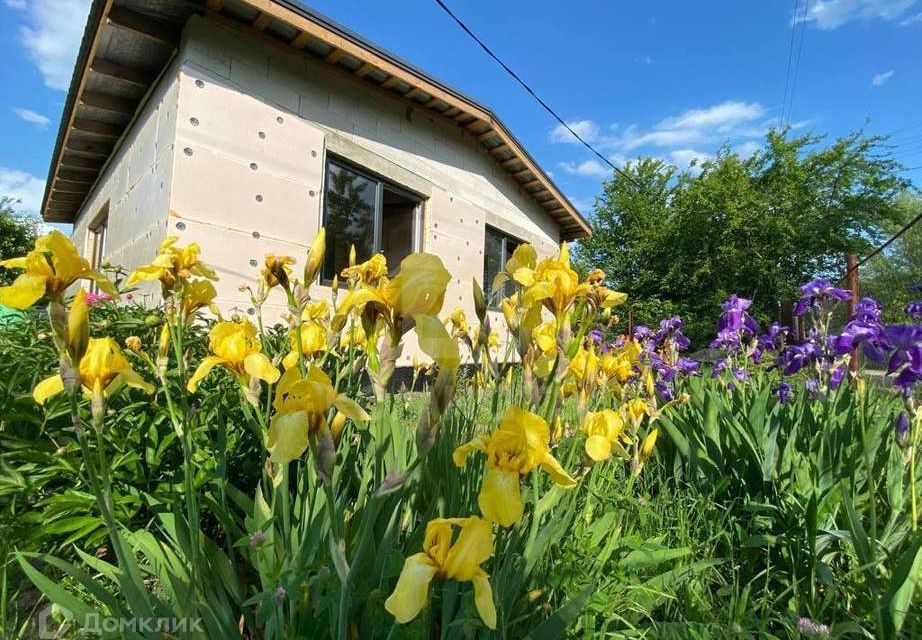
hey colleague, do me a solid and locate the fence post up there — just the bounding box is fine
[627,307,634,338]
[846,252,859,372]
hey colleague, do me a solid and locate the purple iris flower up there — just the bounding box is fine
[677,358,700,374]
[732,368,750,382]
[633,325,652,343]
[794,278,852,316]
[775,381,792,405]
[589,329,604,343]
[906,301,922,319]
[757,323,788,351]
[718,294,760,334]
[709,328,742,350]
[711,358,727,378]
[829,365,846,389]
[895,412,910,446]
[653,316,691,350]
[853,297,882,324]
[779,344,814,375]
[655,381,674,401]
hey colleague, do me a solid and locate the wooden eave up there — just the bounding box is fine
[42,0,590,240]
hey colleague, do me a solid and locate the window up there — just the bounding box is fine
[321,157,422,281]
[85,204,108,292]
[483,226,521,303]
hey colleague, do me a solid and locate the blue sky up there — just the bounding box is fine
[1,0,921,225]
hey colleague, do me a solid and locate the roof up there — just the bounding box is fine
[42,0,591,240]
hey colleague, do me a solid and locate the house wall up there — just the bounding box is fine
[167,16,563,365]
[71,60,180,302]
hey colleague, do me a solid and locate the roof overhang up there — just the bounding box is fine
[42,0,591,240]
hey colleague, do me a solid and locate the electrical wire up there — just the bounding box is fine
[780,0,801,128]
[841,209,922,281]
[784,0,809,127]
[430,0,644,190]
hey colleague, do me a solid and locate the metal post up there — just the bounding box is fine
[627,307,634,339]
[846,252,859,372]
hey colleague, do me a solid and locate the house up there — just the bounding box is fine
[42,0,590,365]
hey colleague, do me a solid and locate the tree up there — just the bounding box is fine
[575,128,910,346]
[861,193,922,323]
[0,197,39,286]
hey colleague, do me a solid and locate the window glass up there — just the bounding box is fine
[381,186,417,274]
[321,158,422,281]
[322,162,377,282]
[483,227,504,301]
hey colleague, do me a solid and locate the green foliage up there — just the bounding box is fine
[0,198,38,287]
[576,129,910,345]
[862,193,922,323]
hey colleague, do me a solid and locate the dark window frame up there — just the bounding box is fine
[483,225,522,306]
[320,154,423,283]
[87,203,109,292]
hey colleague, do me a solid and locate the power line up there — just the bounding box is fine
[784,0,809,127]
[841,209,922,281]
[430,0,644,190]
[780,0,801,128]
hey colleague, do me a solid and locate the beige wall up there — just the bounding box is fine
[72,60,180,303]
[77,15,565,366]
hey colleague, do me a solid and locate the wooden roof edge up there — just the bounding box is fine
[43,0,591,237]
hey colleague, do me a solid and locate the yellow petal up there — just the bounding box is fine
[267,410,310,463]
[118,369,155,395]
[640,427,659,461]
[33,375,64,405]
[186,355,224,392]
[415,314,460,371]
[305,227,325,284]
[0,257,28,270]
[0,273,48,309]
[244,352,280,385]
[386,253,451,318]
[540,452,577,487]
[443,517,493,581]
[472,571,497,629]
[479,467,523,527]
[585,434,612,462]
[384,553,438,624]
[452,436,486,468]
[281,350,299,370]
[334,394,369,422]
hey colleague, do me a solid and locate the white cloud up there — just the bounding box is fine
[900,10,922,22]
[566,194,595,214]
[6,0,91,91]
[669,149,709,168]
[559,159,611,179]
[551,100,770,180]
[549,119,600,144]
[872,69,895,86]
[611,100,767,152]
[735,140,762,158]
[0,168,46,216]
[14,107,51,127]
[797,0,917,29]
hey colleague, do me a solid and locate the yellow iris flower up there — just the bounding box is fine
[266,366,369,463]
[262,254,296,290]
[385,516,496,629]
[187,319,279,392]
[0,231,115,310]
[125,237,217,289]
[446,306,469,338]
[341,253,388,284]
[181,279,219,319]
[514,244,580,320]
[580,410,629,461]
[34,337,154,404]
[282,322,327,369]
[454,406,576,527]
[334,253,451,329]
